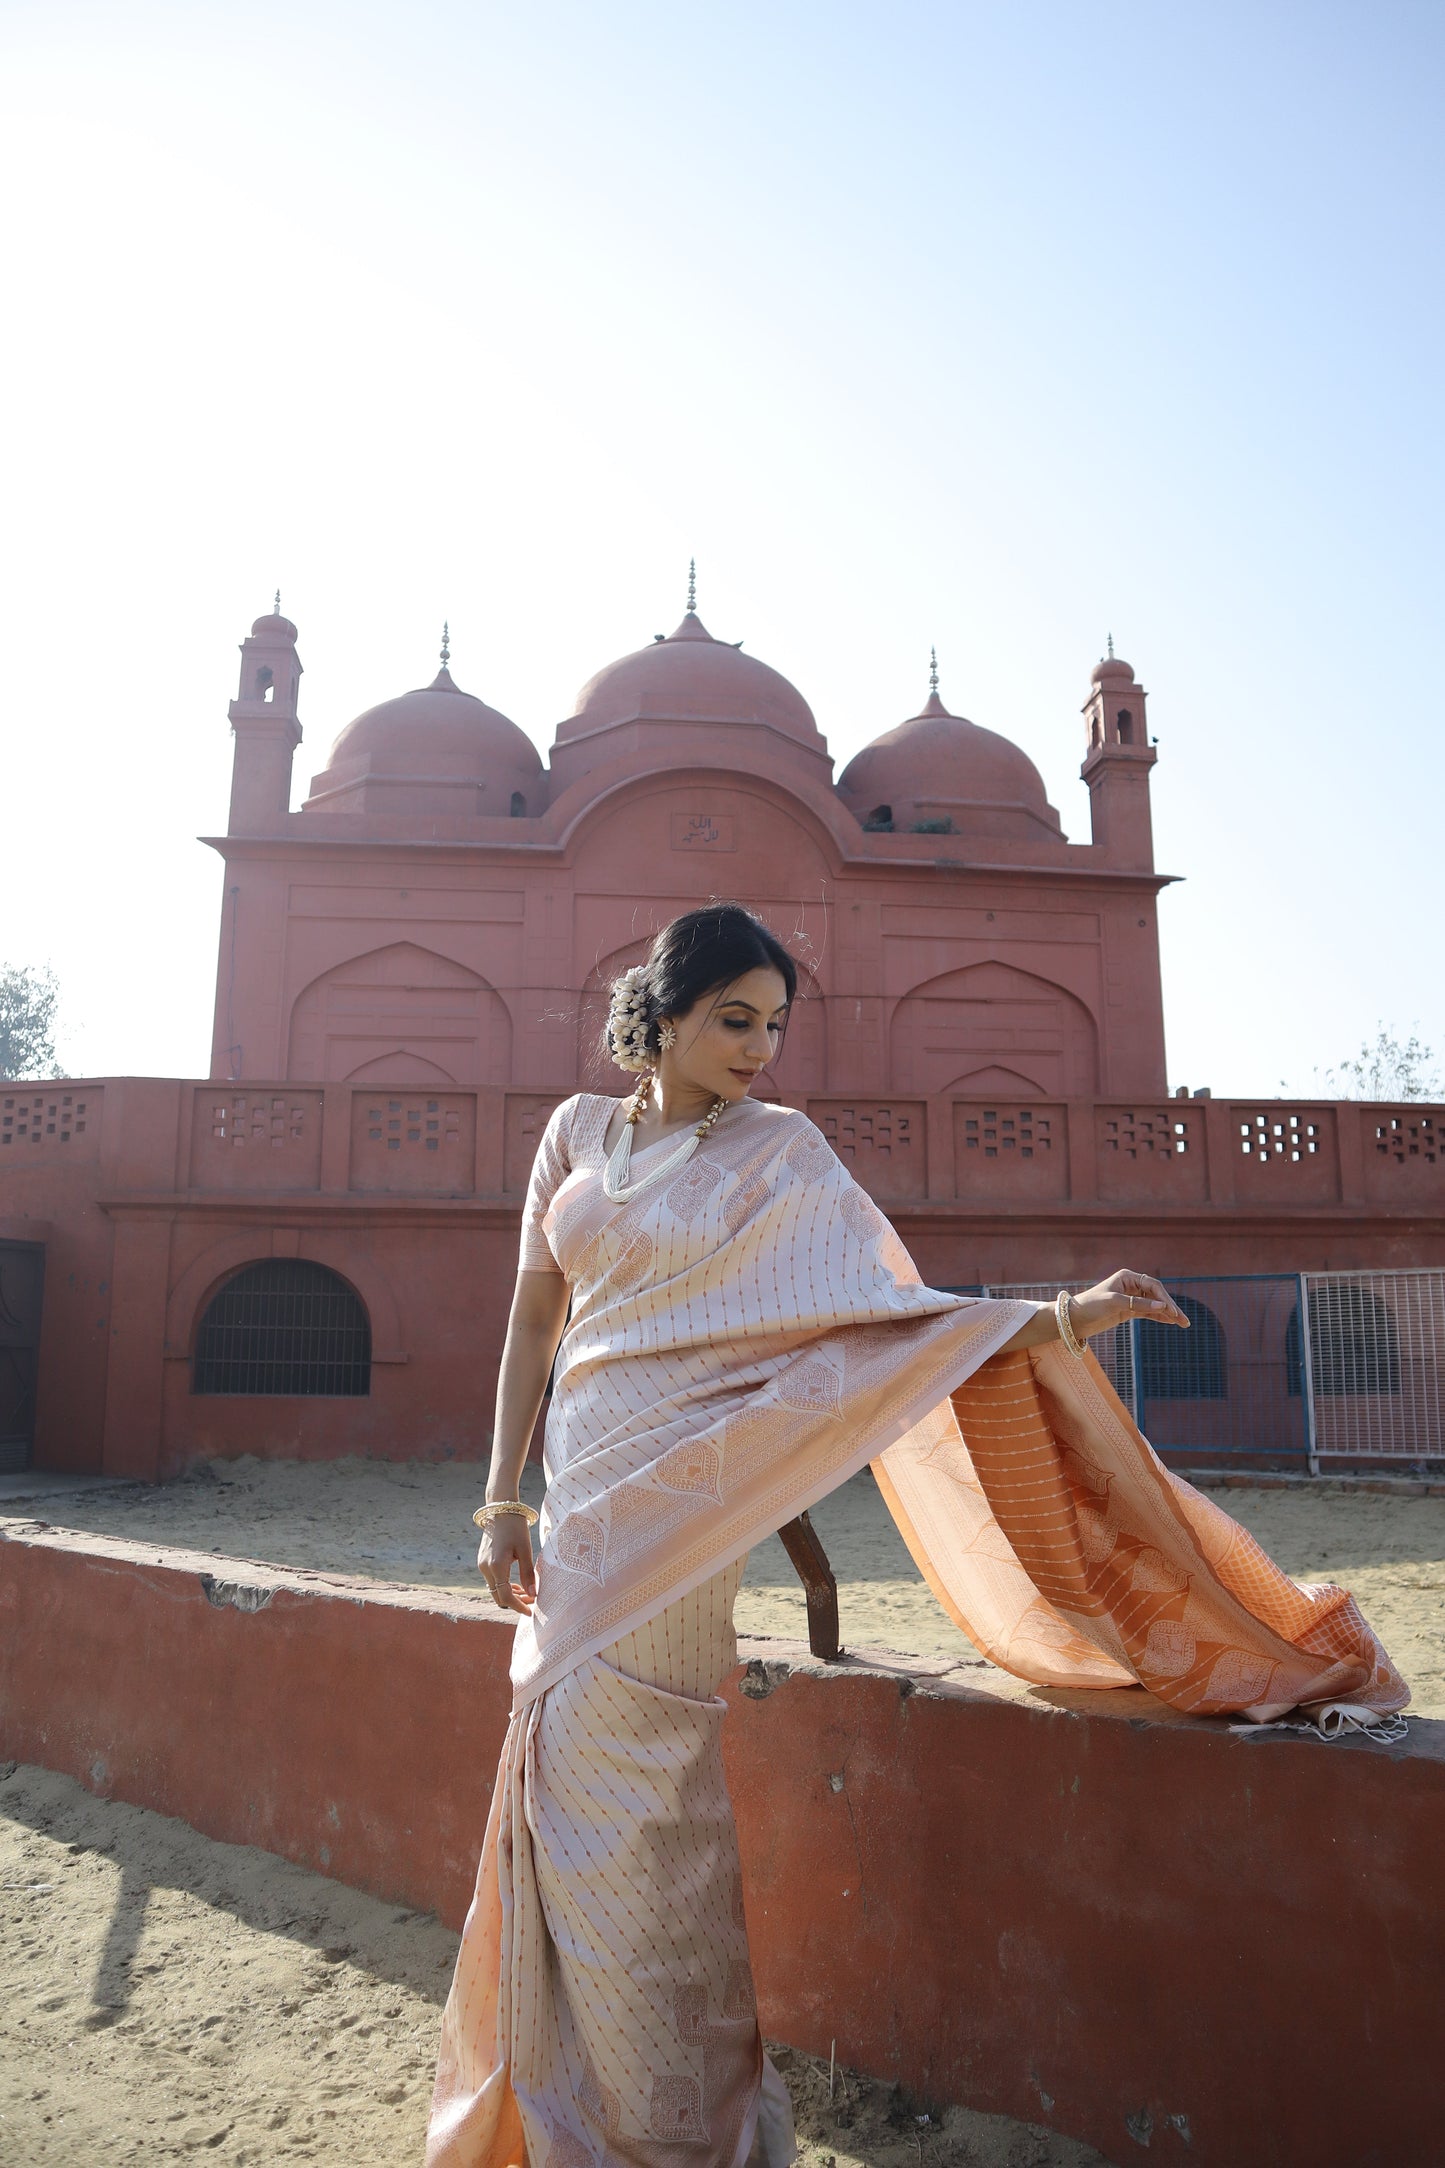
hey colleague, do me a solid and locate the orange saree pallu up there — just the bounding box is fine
[427,1093,1406,2168]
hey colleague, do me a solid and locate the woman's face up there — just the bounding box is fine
[664,965,790,1101]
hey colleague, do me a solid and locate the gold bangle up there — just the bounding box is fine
[1055,1289,1086,1360]
[472,1499,540,1530]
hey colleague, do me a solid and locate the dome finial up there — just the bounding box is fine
[687,558,697,616]
[440,621,451,669]
[929,646,939,696]
[1107,632,1115,660]
[273,589,282,615]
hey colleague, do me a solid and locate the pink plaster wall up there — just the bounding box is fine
[2,1076,1442,1478]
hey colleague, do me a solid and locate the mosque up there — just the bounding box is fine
[215,578,1167,1106]
[0,580,1439,1480]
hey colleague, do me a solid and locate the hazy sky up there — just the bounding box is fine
[2,0,1440,1094]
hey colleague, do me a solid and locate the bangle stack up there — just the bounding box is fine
[1055,1289,1086,1359]
[472,1499,540,1530]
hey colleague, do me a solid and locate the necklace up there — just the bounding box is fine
[602,1077,729,1201]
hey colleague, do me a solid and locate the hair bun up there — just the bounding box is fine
[606,965,656,1073]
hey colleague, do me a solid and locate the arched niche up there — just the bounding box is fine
[941,1063,1053,1097]
[164,1233,406,1365]
[1138,1293,1228,1401]
[889,961,1099,1098]
[192,1260,370,1397]
[344,1049,457,1085]
[287,941,511,1087]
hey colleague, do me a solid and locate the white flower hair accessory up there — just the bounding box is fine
[606,965,656,1073]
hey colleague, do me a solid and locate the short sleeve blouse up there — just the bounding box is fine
[517,1097,580,1273]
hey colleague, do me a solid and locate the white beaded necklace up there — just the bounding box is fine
[602,1076,730,1201]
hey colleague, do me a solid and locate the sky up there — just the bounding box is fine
[1,0,1440,1094]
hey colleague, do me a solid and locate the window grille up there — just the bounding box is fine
[192,1261,370,1396]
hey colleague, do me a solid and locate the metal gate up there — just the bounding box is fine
[0,1240,44,1473]
[983,1270,1445,1468]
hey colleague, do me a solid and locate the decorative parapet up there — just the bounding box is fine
[0,1086,99,1159]
[1229,1105,1339,1203]
[805,1101,928,1199]
[3,1080,1442,1220]
[349,1092,477,1194]
[1096,1104,1206,1204]
[950,1101,1068,1202]
[189,1088,323,1191]
[1364,1108,1444,1205]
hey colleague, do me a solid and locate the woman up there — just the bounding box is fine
[428,904,1405,2168]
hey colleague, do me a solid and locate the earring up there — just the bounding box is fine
[658,1021,677,1051]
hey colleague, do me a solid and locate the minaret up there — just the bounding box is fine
[1080,639,1156,866]
[227,596,302,833]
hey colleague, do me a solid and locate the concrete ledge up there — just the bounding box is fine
[3,1519,1441,2167]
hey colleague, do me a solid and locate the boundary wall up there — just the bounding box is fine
[2,1519,1441,2168]
[3,1079,1443,1479]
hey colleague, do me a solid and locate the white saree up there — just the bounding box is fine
[427,1092,1406,2168]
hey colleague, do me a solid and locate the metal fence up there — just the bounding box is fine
[980,1270,1445,1469]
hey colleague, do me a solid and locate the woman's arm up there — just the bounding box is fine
[476,1267,570,1613]
[998,1269,1190,1354]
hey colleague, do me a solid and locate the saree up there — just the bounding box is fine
[428,1092,1406,2168]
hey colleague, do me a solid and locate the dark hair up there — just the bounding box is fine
[602,903,797,1070]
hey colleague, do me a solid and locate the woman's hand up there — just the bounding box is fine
[477,1513,537,1614]
[1070,1269,1190,1339]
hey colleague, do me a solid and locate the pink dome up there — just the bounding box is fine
[311,668,542,811]
[837,692,1061,837]
[555,612,825,750]
[1090,655,1135,686]
[252,612,298,642]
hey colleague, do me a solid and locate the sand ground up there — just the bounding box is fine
[0,1763,1115,2168]
[4,1460,1441,2166]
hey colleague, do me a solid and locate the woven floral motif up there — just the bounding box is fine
[721,1962,755,2022]
[649,2074,705,2142]
[611,1228,655,1293]
[665,1158,723,1223]
[1144,1618,1198,1678]
[783,1127,834,1183]
[1204,1648,1278,1705]
[840,1187,884,1244]
[1075,1501,1120,1566]
[722,1172,771,1235]
[553,1511,607,1584]
[776,1356,843,1415]
[578,2058,622,2140]
[655,1440,725,1498]
[542,2122,595,2168]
